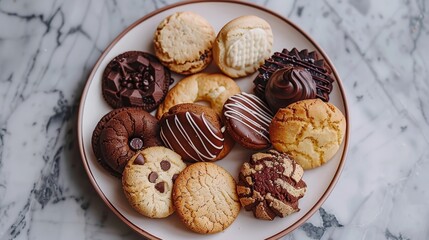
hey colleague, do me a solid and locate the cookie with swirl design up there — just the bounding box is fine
[159,103,233,162]
[265,66,317,112]
[237,150,307,220]
[223,92,273,150]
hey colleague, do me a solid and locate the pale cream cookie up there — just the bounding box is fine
[213,15,273,78]
[122,146,186,218]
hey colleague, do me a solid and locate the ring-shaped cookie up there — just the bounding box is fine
[156,73,241,119]
[92,108,163,176]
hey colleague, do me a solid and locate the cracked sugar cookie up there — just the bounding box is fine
[237,150,307,220]
[213,15,273,78]
[173,162,241,234]
[269,99,346,169]
[122,146,186,218]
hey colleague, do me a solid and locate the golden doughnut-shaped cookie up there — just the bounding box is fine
[156,73,241,119]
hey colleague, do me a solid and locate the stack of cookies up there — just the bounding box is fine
[91,11,346,235]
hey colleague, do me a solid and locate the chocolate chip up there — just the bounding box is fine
[160,160,171,171]
[148,172,158,183]
[155,182,165,193]
[129,137,144,151]
[172,174,179,182]
[133,154,145,165]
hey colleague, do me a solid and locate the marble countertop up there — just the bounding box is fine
[0,0,428,239]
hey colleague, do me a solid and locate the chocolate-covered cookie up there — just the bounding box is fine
[265,66,317,112]
[237,150,307,220]
[253,48,334,102]
[160,103,229,162]
[223,92,273,150]
[102,51,172,111]
[92,108,162,176]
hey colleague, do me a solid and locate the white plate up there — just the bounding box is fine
[77,1,350,239]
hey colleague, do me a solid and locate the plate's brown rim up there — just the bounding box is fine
[77,0,350,239]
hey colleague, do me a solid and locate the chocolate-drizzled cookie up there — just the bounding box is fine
[237,150,307,220]
[223,92,273,150]
[253,48,334,102]
[160,103,226,162]
[102,51,173,111]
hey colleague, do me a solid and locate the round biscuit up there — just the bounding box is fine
[122,146,186,218]
[173,162,241,234]
[269,99,346,169]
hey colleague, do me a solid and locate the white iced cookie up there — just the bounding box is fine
[213,15,273,78]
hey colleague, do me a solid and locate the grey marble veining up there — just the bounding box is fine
[0,0,428,239]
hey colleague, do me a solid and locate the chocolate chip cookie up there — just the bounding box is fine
[122,146,186,218]
[91,107,162,176]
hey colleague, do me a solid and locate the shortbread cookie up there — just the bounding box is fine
[156,73,240,119]
[269,99,346,169]
[160,103,233,162]
[122,147,186,218]
[223,92,273,150]
[92,108,162,176]
[102,51,172,111]
[154,12,215,74]
[213,15,273,78]
[237,150,307,220]
[173,162,241,234]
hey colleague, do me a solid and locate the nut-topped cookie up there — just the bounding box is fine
[122,147,186,218]
[237,150,307,220]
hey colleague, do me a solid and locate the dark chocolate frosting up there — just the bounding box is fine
[160,111,224,162]
[265,66,317,112]
[253,48,333,102]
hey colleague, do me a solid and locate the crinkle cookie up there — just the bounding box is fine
[269,99,346,169]
[122,146,186,218]
[173,162,241,234]
[237,150,307,220]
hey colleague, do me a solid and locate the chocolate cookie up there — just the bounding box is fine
[173,162,241,234]
[122,147,186,218]
[92,108,162,176]
[253,48,334,102]
[160,103,230,162]
[223,92,273,150]
[102,51,172,111]
[237,150,307,220]
[265,66,317,112]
